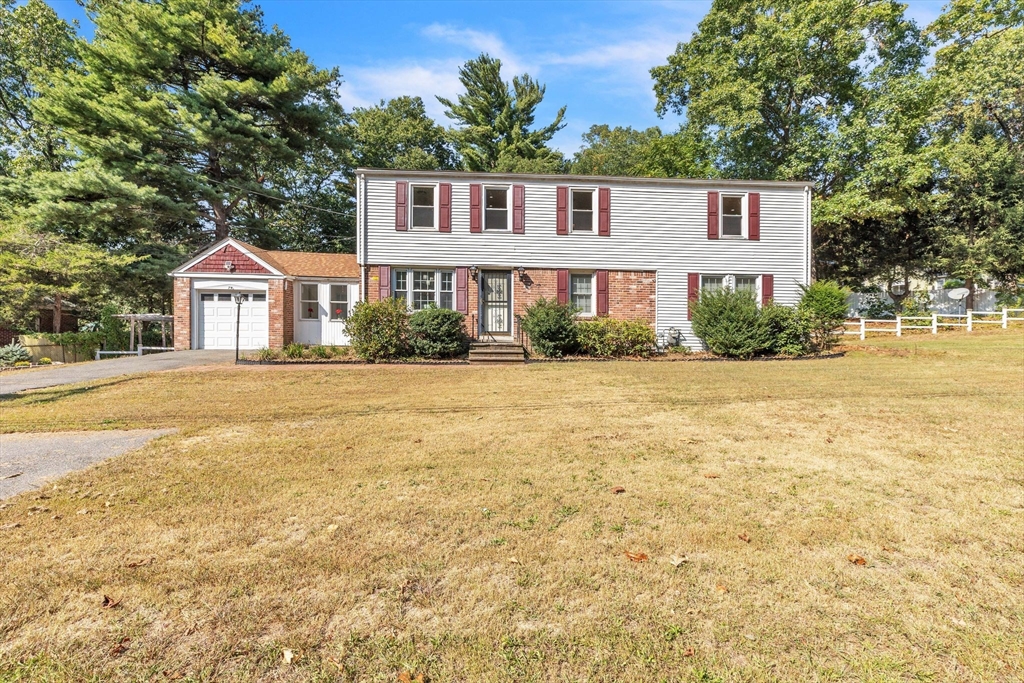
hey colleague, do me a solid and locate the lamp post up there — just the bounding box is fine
[232,292,245,362]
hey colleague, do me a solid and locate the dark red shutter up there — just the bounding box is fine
[596,270,609,315]
[379,265,391,299]
[395,182,408,231]
[748,192,760,241]
[598,187,611,236]
[557,269,569,304]
[456,266,468,313]
[469,184,482,233]
[512,184,525,234]
[687,272,699,320]
[556,186,568,235]
[439,182,452,233]
[762,274,774,305]
[707,191,719,240]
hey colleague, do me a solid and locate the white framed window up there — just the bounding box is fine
[721,194,745,237]
[702,274,759,299]
[300,283,319,320]
[570,272,595,315]
[411,185,436,229]
[329,284,348,320]
[485,187,508,231]
[392,268,455,310]
[571,189,594,232]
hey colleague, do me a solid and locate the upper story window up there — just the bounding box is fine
[571,189,594,232]
[392,268,454,311]
[721,195,744,237]
[485,187,508,230]
[300,283,319,320]
[411,185,435,229]
[570,272,594,315]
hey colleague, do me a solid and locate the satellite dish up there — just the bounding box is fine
[947,288,970,301]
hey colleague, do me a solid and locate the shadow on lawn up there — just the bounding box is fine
[0,377,136,407]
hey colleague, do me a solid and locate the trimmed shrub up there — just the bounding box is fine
[690,289,763,358]
[577,318,656,357]
[346,298,410,362]
[756,303,811,356]
[283,343,305,359]
[0,342,30,366]
[14,360,30,367]
[409,306,469,358]
[309,345,330,359]
[520,298,578,357]
[798,280,849,351]
[38,357,53,365]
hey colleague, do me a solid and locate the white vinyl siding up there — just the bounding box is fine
[361,173,810,349]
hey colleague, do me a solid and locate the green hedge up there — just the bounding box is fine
[345,298,411,362]
[520,298,579,357]
[577,318,656,357]
[409,306,469,358]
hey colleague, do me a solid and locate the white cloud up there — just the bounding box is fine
[420,23,532,77]
[338,61,464,120]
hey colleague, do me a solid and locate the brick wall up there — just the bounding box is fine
[268,279,292,349]
[173,277,191,350]
[186,244,270,274]
[365,265,656,339]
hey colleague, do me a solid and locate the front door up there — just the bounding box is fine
[480,270,512,337]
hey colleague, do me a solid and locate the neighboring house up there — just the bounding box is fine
[170,239,358,350]
[0,304,79,346]
[355,169,812,348]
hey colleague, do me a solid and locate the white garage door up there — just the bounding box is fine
[197,292,269,349]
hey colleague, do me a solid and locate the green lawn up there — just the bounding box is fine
[1,331,1022,682]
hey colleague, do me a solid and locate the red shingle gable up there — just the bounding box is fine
[186,244,271,274]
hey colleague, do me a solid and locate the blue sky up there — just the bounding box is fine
[48,0,948,155]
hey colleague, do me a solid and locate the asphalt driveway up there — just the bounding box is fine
[0,429,177,499]
[0,350,233,395]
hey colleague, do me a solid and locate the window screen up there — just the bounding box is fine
[722,196,743,236]
[572,190,593,231]
[412,186,435,228]
[485,188,508,230]
[570,273,593,313]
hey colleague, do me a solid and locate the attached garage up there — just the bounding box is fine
[197,290,269,350]
[171,238,359,351]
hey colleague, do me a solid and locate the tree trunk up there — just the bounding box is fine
[965,277,975,311]
[52,292,63,334]
[212,199,230,241]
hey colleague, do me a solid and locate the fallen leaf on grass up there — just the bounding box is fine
[101,595,121,609]
[283,649,295,664]
[703,473,720,479]
[1,472,23,480]
[109,637,130,656]
[76,509,90,515]
[126,557,153,568]
[669,555,688,567]
[509,557,521,565]
[826,438,834,443]
[848,554,867,565]
[738,533,750,543]
[881,544,895,552]
[683,647,695,657]
[611,486,626,494]
[624,551,648,563]
[163,671,183,680]
[398,672,425,683]
[1,523,21,530]
[715,584,728,594]
[326,524,339,533]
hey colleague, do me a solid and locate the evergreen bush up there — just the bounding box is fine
[520,298,579,357]
[798,280,849,351]
[409,306,469,358]
[0,342,31,366]
[690,289,763,358]
[346,298,411,362]
[577,318,656,357]
[756,302,811,356]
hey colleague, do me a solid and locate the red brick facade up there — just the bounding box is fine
[186,244,270,274]
[267,279,293,349]
[363,265,656,338]
[173,277,191,350]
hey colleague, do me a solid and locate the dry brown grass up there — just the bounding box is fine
[1,331,1022,682]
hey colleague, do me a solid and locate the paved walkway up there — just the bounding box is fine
[0,350,234,395]
[0,429,177,499]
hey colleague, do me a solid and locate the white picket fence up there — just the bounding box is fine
[842,308,1024,340]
